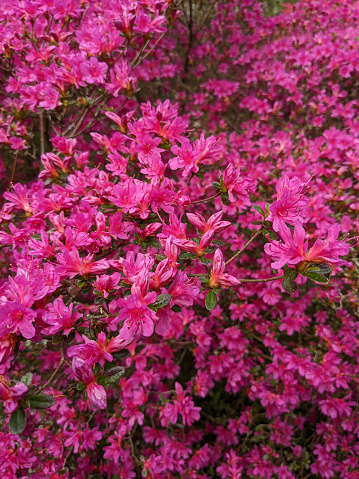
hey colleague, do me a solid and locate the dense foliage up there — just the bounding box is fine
[0,0,358,478]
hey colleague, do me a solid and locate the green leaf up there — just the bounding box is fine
[171,304,182,313]
[156,254,167,261]
[251,220,263,225]
[9,408,26,435]
[283,265,298,280]
[150,294,172,310]
[306,263,332,275]
[220,192,231,206]
[76,383,85,391]
[98,366,125,386]
[205,290,218,310]
[112,349,130,360]
[63,331,75,344]
[200,257,212,265]
[282,276,298,294]
[262,229,277,240]
[302,271,329,284]
[212,240,225,246]
[253,204,265,217]
[179,252,197,260]
[29,393,56,410]
[212,181,221,189]
[52,333,63,344]
[145,238,161,249]
[20,372,33,387]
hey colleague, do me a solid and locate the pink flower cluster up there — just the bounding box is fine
[0,0,358,478]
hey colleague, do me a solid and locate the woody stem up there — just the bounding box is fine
[225,227,263,265]
[191,192,221,205]
[31,357,65,396]
[237,275,284,283]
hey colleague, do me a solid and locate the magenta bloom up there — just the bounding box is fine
[117,290,158,340]
[173,230,215,257]
[187,211,231,234]
[0,334,18,366]
[67,332,132,367]
[268,175,309,232]
[56,248,109,279]
[209,249,240,289]
[3,183,33,215]
[221,164,255,202]
[264,221,351,270]
[0,377,28,414]
[44,298,82,335]
[0,302,36,339]
[167,271,200,307]
[72,357,107,410]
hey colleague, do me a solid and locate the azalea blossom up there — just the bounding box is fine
[268,175,310,232]
[209,249,240,289]
[72,357,107,410]
[67,332,132,367]
[264,221,351,270]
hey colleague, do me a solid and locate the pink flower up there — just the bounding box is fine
[93,273,121,298]
[72,357,107,409]
[149,259,173,290]
[82,57,108,84]
[3,183,33,215]
[67,332,132,367]
[160,382,201,426]
[268,175,309,232]
[173,230,214,257]
[56,248,109,279]
[169,140,199,177]
[167,271,200,307]
[117,289,158,340]
[209,249,240,289]
[0,377,28,413]
[186,211,231,234]
[222,164,255,202]
[264,221,351,270]
[43,298,82,335]
[0,334,18,366]
[0,302,36,339]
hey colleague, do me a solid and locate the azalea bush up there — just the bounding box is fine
[0,1,359,479]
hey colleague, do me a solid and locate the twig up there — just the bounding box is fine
[131,38,151,67]
[132,33,166,69]
[8,152,18,190]
[191,191,221,205]
[32,357,64,396]
[128,431,141,465]
[39,111,45,156]
[194,1,218,35]
[237,275,283,284]
[201,410,221,425]
[225,228,263,265]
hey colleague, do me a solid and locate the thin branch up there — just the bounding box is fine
[39,111,45,156]
[237,275,284,284]
[194,1,217,36]
[225,228,263,265]
[132,33,166,69]
[191,191,221,205]
[31,357,64,396]
[8,152,18,190]
[131,38,151,67]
